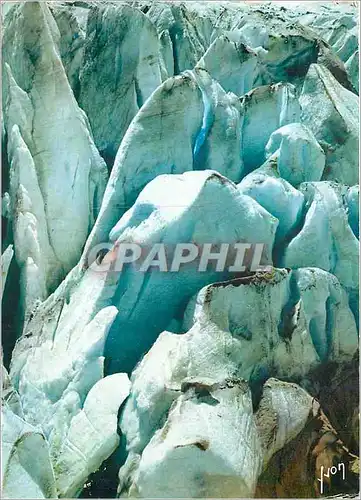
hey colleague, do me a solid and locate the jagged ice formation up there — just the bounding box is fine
[1,1,359,499]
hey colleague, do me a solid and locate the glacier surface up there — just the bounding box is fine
[1,1,359,499]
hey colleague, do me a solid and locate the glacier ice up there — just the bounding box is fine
[256,378,359,497]
[120,378,262,498]
[101,169,277,374]
[296,4,359,91]
[119,267,357,464]
[240,82,300,173]
[265,123,326,187]
[146,2,215,75]
[1,1,359,498]
[2,364,23,419]
[1,244,14,299]
[78,4,163,162]
[49,3,88,97]
[254,378,315,467]
[196,36,258,96]
[8,303,123,497]
[2,406,57,499]
[300,63,359,186]
[7,125,59,321]
[54,373,130,498]
[282,182,359,299]
[346,184,359,239]
[238,172,305,244]
[83,72,204,254]
[3,2,108,310]
[8,169,277,482]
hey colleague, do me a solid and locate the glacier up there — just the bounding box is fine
[1,1,359,499]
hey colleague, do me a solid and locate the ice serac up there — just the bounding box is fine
[50,3,89,97]
[238,172,305,245]
[85,71,296,259]
[83,73,203,255]
[191,68,244,181]
[10,168,277,450]
[104,170,277,374]
[120,267,357,462]
[298,5,359,91]
[1,244,14,299]
[230,6,355,92]
[146,3,214,75]
[240,83,300,174]
[283,182,359,320]
[255,378,314,467]
[256,383,359,497]
[229,15,318,86]
[9,300,121,496]
[79,4,162,163]
[200,267,359,371]
[2,406,57,499]
[119,378,262,498]
[8,125,59,321]
[54,373,130,498]
[265,123,325,187]
[1,2,359,497]
[300,64,359,186]
[10,303,117,433]
[346,185,359,239]
[288,268,357,363]
[3,2,108,301]
[196,35,258,95]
